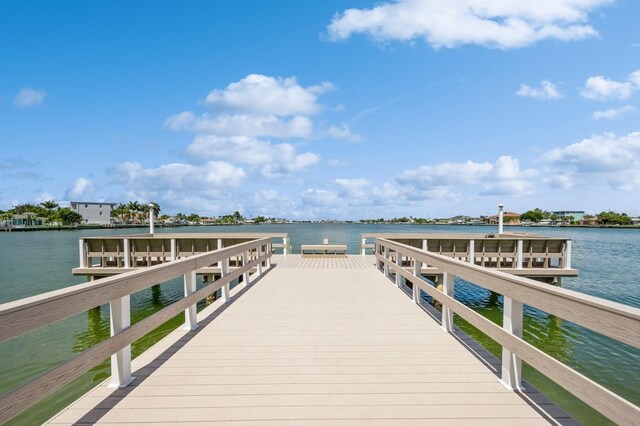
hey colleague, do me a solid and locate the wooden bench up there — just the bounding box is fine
[301,244,347,258]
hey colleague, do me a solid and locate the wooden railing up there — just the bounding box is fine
[77,233,291,272]
[0,238,273,424]
[362,233,574,274]
[374,238,639,426]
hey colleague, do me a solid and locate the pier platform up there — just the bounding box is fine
[47,255,573,425]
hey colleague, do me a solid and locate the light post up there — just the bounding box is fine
[149,203,155,235]
[498,203,504,235]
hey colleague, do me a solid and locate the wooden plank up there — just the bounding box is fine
[48,264,570,425]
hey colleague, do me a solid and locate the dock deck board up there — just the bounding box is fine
[47,255,575,425]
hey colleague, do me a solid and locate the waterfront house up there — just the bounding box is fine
[14,213,46,227]
[70,201,117,225]
[552,210,585,222]
[488,212,521,225]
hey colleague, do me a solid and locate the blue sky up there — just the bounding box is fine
[1,0,639,219]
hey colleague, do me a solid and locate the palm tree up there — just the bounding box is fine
[1,212,13,229]
[40,200,58,210]
[127,201,142,223]
[149,202,160,216]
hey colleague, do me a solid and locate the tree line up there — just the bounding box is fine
[0,201,83,225]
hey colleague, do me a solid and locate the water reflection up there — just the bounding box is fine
[73,307,110,353]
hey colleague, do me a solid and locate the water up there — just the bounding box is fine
[0,224,638,425]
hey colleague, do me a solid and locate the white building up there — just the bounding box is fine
[70,201,117,225]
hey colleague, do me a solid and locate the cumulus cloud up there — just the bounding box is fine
[165,111,313,138]
[66,177,94,199]
[205,74,333,116]
[14,88,46,108]
[186,135,320,176]
[397,156,537,196]
[542,132,640,174]
[516,80,563,100]
[539,132,640,193]
[115,161,246,191]
[581,70,640,100]
[163,74,346,181]
[592,105,637,120]
[327,0,610,49]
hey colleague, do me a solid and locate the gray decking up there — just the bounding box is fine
[47,255,574,425]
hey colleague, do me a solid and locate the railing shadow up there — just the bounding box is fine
[381,267,577,426]
[71,269,272,425]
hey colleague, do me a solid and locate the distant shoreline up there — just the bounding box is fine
[1,222,639,232]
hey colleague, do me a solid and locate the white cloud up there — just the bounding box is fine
[516,80,563,100]
[166,111,313,138]
[14,88,46,108]
[581,70,640,100]
[397,155,536,196]
[115,161,246,191]
[542,132,640,175]
[66,178,94,200]
[185,135,320,176]
[205,74,333,116]
[592,105,637,120]
[327,0,609,49]
[328,124,362,141]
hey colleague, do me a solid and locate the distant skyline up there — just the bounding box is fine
[1,1,639,219]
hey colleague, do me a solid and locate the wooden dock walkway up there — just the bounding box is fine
[46,255,573,425]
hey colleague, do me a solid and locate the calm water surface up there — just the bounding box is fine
[0,224,638,425]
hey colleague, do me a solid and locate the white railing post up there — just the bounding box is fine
[468,240,475,264]
[170,239,176,261]
[283,237,289,255]
[242,251,250,286]
[361,238,366,255]
[79,239,86,268]
[266,242,272,268]
[256,245,263,276]
[383,246,389,277]
[123,238,131,268]
[395,251,402,287]
[422,239,428,267]
[441,273,454,332]
[564,240,572,269]
[516,240,523,269]
[413,259,421,304]
[221,258,230,302]
[109,295,133,388]
[149,204,155,235]
[183,271,198,330]
[500,296,524,390]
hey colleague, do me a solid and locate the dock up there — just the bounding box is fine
[1,234,638,425]
[48,255,573,425]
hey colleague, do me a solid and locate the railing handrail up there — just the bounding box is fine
[0,237,272,423]
[0,237,271,343]
[362,232,562,240]
[377,238,639,346]
[375,237,640,425]
[81,232,289,240]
